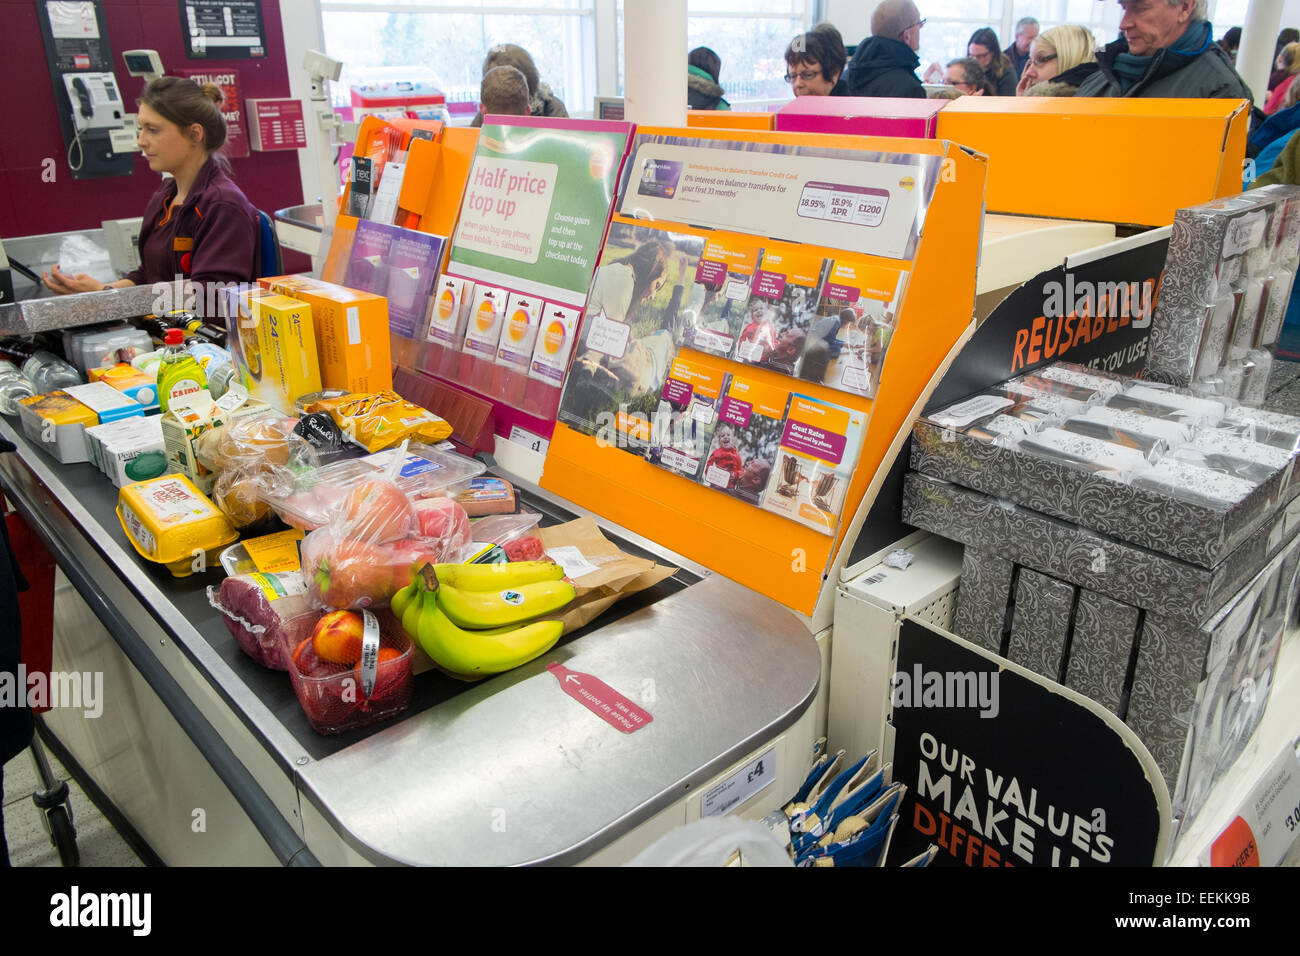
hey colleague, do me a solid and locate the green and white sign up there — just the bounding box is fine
[448,120,632,307]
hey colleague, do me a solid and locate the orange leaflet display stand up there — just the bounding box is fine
[541,127,986,621]
[325,117,479,368]
[936,97,1248,227]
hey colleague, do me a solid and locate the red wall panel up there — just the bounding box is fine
[1,0,310,273]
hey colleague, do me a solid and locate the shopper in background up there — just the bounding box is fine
[927,86,964,99]
[1075,0,1253,99]
[1270,28,1300,89]
[945,58,995,96]
[1266,43,1300,113]
[1218,25,1241,63]
[784,29,849,97]
[481,44,568,119]
[42,77,259,301]
[687,46,731,110]
[1016,25,1099,96]
[1250,117,1300,187]
[812,19,852,86]
[968,28,1018,95]
[1249,78,1300,161]
[1004,17,1040,78]
[470,66,531,128]
[846,0,927,98]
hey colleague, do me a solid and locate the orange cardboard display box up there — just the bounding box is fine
[258,275,393,395]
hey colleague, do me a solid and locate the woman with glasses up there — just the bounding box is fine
[968,27,1018,95]
[1015,25,1099,96]
[783,29,849,97]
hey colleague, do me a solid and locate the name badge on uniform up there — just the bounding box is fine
[173,237,194,252]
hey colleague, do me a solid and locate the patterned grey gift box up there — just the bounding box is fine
[901,471,1300,626]
[1063,591,1139,717]
[911,416,1293,568]
[1147,187,1300,386]
[1137,535,1300,827]
[953,547,1013,656]
[1147,195,1279,386]
[1007,569,1074,682]
[1126,615,1209,798]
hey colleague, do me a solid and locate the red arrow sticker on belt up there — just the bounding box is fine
[546,662,653,734]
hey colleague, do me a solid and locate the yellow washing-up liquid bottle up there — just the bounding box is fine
[157,328,209,414]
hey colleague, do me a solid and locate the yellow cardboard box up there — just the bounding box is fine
[257,275,392,393]
[229,288,322,414]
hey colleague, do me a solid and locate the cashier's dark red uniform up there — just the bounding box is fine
[126,156,260,290]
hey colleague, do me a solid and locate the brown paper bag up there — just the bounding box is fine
[538,517,679,634]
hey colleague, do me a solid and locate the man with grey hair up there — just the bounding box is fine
[846,0,926,98]
[1075,0,1252,98]
[1004,17,1039,78]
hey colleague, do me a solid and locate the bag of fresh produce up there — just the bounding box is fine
[299,473,473,609]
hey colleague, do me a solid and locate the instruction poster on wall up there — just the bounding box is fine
[176,68,247,159]
[447,118,633,306]
[179,0,266,59]
[620,134,940,261]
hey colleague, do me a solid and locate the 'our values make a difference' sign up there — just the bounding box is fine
[886,619,1164,867]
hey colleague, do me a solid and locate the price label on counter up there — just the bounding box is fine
[508,425,549,457]
[702,748,776,817]
[1205,741,1300,867]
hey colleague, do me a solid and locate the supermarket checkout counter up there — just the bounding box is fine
[0,414,821,866]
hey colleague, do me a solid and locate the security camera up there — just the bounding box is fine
[303,50,343,83]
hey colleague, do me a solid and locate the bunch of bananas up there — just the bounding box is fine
[392,562,575,678]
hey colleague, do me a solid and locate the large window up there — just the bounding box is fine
[321,0,1259,118]
[615,1,812,104]
[321,0,597,113]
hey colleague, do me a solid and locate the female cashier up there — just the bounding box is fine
[42,77,259,300]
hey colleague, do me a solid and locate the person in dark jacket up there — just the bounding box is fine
[846,0,926,98]
[1217,25,1241,62]
[43,77,259,308]
[1004,17,1039,77]
[687,46,731,110]
[0,444,33,867]
[785,29,849,97]
[481,44,568,119]
[969,27,1019,95]
[1075,0,1253,100]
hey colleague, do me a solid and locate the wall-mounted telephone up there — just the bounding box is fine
[63,72,125,132]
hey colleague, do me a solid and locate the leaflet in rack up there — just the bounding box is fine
[429,117,634,416]
[557,220,706,452]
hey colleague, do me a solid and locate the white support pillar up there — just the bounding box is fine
[1239,0,1285,104]
[278,0,338,240]
[624,0,687,127]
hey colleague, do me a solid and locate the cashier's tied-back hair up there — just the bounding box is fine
[141,76,228,154]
